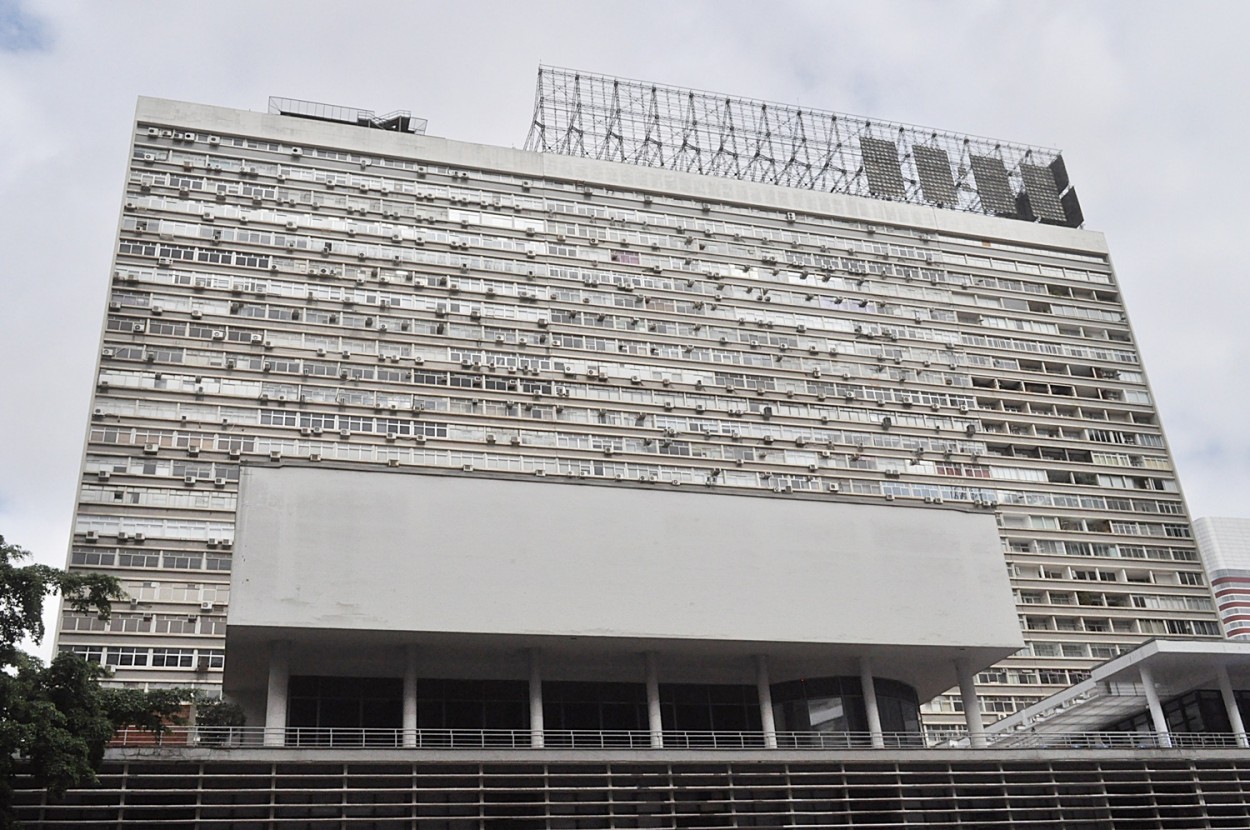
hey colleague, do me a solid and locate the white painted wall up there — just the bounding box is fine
[231,467,1020,651]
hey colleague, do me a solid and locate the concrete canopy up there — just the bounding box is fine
[224,465,1022,714]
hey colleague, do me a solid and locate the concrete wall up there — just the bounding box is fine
[231,466,1019,651]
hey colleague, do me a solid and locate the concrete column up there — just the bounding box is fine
[1139,662,1172,748]
[645,652,663,748]
[1215,663,1248,748]
[528,650,544,748]
[755,654,778,749]
[860,656,885,749]
[402,645,418,748]
[955,658,986,748]
[264,640,291,747]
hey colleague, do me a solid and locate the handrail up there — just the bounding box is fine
[107,726,1250,751]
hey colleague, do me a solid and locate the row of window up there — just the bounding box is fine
[62,611,225,636]
[65,643,224,670]
[134,142,1115,286]
[70,547,231,572]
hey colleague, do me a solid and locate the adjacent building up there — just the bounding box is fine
[1197,517,1250,639]
[56,70,1222,736]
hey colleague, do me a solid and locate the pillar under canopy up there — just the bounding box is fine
[955,658,986,749]
[529,650,544,748]
[1215,662,1249,748]
[402,645,418,748]
[264,640,291,747]
[645,652,663,748]
[1139,662,1172,748]
[860,657,885,749]
[755,654,778,749]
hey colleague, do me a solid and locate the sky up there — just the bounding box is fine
[2,0,1249,658]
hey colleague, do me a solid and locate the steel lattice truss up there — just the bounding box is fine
[525,67,1081,226]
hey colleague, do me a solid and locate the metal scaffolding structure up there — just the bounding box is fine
[525,66,1081,227]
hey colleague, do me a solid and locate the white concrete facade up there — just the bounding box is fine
[224,465,1019,736]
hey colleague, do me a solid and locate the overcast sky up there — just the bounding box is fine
[3,0,1249,658]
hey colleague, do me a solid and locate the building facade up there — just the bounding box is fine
[1197,517,1250,639]
[56,82,1220,728]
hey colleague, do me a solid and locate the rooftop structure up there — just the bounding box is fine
[526,66,1082,226]
[267,96,428,135]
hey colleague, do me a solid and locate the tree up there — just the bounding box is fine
[0,535,184,827]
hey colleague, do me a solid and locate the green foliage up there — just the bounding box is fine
[0,535,187,827]
[194,695,246,728]
[0,535,122,664]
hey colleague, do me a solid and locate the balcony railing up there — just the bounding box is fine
[108,726,1250,751]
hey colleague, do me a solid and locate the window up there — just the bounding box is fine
[162,552,203,570]
[68,645,103,663]
[106,646,149,667]
[153,614,196,635]
[61,612,107,632]
[150,648,195,668]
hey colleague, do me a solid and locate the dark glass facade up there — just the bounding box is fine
[285,675,922,736]
[1108,689,1250,734]
[772,676,922,734]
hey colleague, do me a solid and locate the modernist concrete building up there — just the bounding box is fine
[56,74,1222,739]
[1197,517,1250,639]
[30,70,1250,830]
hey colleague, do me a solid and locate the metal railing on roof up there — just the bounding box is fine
[268,97,428,134]
[108,726,1249,751]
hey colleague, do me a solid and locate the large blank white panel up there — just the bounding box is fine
[231,467,1020,650]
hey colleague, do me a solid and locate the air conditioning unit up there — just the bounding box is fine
[200,601,215,612]
[213,478,226,487]
[84,531,100,543]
